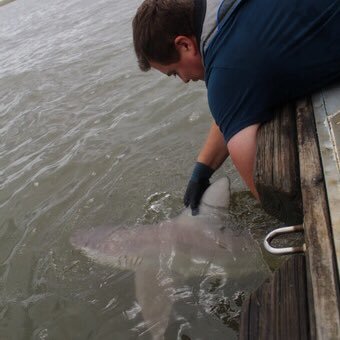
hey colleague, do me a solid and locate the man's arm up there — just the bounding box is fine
[199,122,260,199]
[197,121,229,170]
[227,123,260,199]
[184,122,260,214]
[184,121,229,214]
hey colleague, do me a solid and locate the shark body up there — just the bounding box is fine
[71,178,270,339]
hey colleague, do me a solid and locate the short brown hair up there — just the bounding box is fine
[132,0,195,71]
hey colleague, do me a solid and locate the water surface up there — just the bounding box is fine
[0,1,281,338]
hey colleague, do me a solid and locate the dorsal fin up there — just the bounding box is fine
[201,177,231,208]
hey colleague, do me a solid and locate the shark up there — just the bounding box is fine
[71,178,270,339]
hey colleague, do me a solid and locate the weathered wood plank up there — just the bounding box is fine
[296,98,340,340]
[312,86,340,276]
[239,255,310,340]
[254,104,303,225]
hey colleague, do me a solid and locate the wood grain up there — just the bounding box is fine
[296,98,340,340]
[255,104,303,224]
[239,255,310,339]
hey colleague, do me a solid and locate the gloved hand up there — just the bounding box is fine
[183,162,214,216]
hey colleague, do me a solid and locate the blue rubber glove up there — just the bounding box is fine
[183,162,215,216]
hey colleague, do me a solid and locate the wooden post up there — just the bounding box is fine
[254,104,303,225]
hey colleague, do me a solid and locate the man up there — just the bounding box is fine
[132,0,340,215]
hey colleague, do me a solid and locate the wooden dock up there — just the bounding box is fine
[240,85,340,339]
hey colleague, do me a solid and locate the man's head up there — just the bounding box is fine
[132,0,205,82]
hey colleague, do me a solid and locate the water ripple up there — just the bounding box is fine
[0,0,279,339]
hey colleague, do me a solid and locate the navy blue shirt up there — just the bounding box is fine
[203,0,340,142]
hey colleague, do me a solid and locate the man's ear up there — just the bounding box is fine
[174,36,199,54]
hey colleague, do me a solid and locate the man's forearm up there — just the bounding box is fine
[197,121,229,170]
[184,122,229,213]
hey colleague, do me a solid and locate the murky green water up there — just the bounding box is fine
[0,0,284,339]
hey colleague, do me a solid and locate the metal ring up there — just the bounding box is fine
[264,225,306,255]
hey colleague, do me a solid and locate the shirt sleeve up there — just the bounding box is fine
[207,66,275,143]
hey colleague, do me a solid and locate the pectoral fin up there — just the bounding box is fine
[135,268,173,340]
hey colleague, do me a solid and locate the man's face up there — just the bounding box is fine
[149,36,205,83]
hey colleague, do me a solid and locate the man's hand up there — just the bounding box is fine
[183,178,210,215]
[183,162,214,215]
